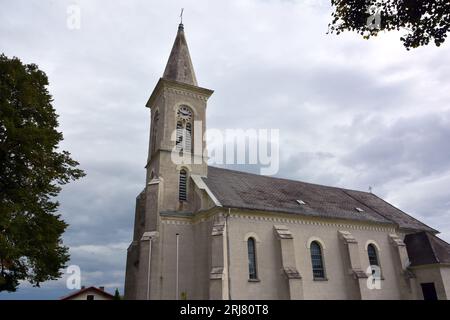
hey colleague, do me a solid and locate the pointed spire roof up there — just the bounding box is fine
[162,23,198,86]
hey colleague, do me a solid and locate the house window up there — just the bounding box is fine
[367,244,379,267]
[86,294,94,300]
[179,169,187,201]
[310,241,325,279]
[247,238,258,280]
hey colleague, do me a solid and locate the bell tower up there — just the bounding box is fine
[145,23,214,211]
[125,23,214,300]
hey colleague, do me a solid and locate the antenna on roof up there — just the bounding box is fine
[369,186,373,193]
[180,8,184,25]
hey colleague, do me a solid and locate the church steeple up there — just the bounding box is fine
[145,21,213,201]
[162,23,198,86]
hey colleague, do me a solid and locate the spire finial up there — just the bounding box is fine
[179,8,184,27]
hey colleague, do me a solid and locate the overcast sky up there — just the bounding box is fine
[1,0,450,299]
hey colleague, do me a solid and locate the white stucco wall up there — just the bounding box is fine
[226,213,402,300]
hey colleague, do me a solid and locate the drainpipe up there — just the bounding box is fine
[141,231,158,300]
[225,208,232,300]
[176,233,180,300]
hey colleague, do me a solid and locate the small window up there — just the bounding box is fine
[247,238,258,280]
[179,169,187,201]
[367,244,379,267]
[310,241,325,279]
[86,294,94,300]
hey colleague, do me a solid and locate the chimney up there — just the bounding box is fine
[81,286,85,289]
[99,286,105,291]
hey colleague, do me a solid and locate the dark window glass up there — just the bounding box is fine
[86,295,94,300]
[367,244,379,266]
[310,241,325,279]
[247,238,257,280]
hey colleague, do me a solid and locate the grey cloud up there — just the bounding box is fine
[341,111,450,183]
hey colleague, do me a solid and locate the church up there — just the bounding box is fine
[124,23,450,300]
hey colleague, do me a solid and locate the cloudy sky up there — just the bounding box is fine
[1,0,450,299]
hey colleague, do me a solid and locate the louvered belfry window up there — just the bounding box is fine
[176,121,183,151]
[175,105,193,153]
[185,122,192,152]
[179,169,187,201]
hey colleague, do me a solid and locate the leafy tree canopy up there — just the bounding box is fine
[329,0,450,49]
[0,54,85,292]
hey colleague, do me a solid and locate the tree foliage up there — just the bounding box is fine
[329,0,450,49]
[113,288,121,300]
[0,54,85,292]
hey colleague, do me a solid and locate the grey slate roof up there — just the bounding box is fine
[162,24,198,86]
[404,232,450,266]
[203,166,436,232]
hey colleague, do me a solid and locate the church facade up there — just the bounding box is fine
[124,24,450,300]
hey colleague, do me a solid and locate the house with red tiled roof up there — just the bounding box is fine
[60,286,114,300]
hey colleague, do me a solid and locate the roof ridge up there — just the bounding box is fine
[208,165,371,195]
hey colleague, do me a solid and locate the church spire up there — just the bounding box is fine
[162,23,198,86]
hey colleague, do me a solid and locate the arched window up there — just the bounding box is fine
[179,169,187,201]
[176,106,193,153]
[247,238,257,280]
[367,244,379,267]
[151,111,159,155]
[310,241,325,279]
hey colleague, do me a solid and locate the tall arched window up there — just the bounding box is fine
[310,241,325,279]
[151,111,159,155]
[367,244,379,267]
[179,169,187,201]
[247,238,257,280]
[176,105,193,153]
